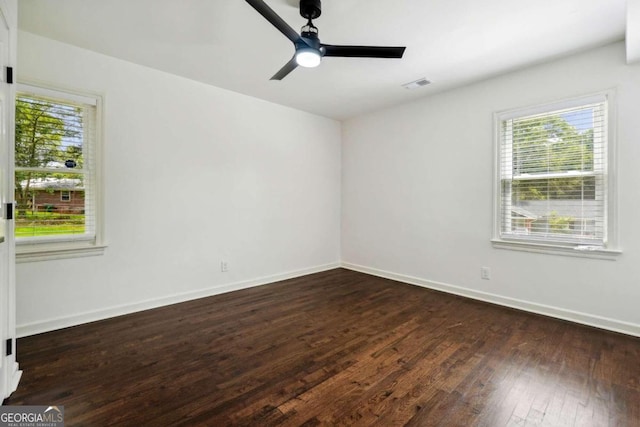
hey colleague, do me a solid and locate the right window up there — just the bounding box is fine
[495,93,617,254]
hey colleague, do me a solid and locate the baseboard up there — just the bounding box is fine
[19,261,640,339]
[341,262,640,338]
[9,363,22,397]
[17,262,340,338]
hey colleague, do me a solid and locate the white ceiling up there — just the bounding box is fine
[18,0,629,120]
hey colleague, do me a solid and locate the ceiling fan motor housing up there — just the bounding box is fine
[300,0,321,19]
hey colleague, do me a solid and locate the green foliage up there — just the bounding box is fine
[14,211,85,238]
[14,96,83,219]
[513,176,595,201]
[510,114,594,202]
[547,211,573,234]
[15,98,73,167]
[64,144,84,169]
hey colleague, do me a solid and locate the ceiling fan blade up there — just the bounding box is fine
[271,57,299,80]
[245,0,301,44]
[321,45,406,59]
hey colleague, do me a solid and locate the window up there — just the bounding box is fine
[15,83,103,261]
[494,93,618,257]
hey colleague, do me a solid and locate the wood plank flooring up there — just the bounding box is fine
[4,268,640,426]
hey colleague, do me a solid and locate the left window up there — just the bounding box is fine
[15,84,103,261]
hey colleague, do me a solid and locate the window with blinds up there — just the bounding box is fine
[496,94,611,249]
[15,84,99,248]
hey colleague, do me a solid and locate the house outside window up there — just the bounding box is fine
[493,93,618,258]
[15,83,104,261]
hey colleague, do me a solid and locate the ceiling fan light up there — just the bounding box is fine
[295,48,321,68]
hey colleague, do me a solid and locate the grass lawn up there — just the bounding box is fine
[15,211,85,237]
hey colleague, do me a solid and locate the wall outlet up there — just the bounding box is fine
[221,261,229,272]
[481,267,491,280]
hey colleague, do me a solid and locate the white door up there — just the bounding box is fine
[0,1,18,401]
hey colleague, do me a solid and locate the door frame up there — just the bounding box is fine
[0,0,19,401]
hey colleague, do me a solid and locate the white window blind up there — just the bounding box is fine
[15,85,98,245]
[497,95,609,248]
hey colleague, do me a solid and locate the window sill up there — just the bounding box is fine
[17,241,107,263]
[491,239,621,260]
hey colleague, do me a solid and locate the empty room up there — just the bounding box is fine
[1,0,639,425]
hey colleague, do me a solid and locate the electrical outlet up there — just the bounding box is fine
[221,261,229,272]
[481,267,491,280]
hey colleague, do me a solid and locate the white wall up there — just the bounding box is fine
[16,31,341,336]
[342,42,640,336]
[16,32,640,338]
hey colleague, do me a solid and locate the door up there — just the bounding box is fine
[0,0,18,401]
[0,83,10,396]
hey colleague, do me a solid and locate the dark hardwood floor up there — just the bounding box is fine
[5,268,640,426]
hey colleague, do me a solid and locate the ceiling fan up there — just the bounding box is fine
[245,0,406,80]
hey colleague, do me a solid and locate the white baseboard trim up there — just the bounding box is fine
[9,363,22,397]
[2,362,22,399]
[17,262,340,338]
[341,262,640,338]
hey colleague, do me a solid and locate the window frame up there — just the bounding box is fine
[15,82,106,262]
[492,91,620,260]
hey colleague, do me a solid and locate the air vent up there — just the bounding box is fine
[402,78,431,90]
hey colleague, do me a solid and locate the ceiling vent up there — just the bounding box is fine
[402,78,431,90]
